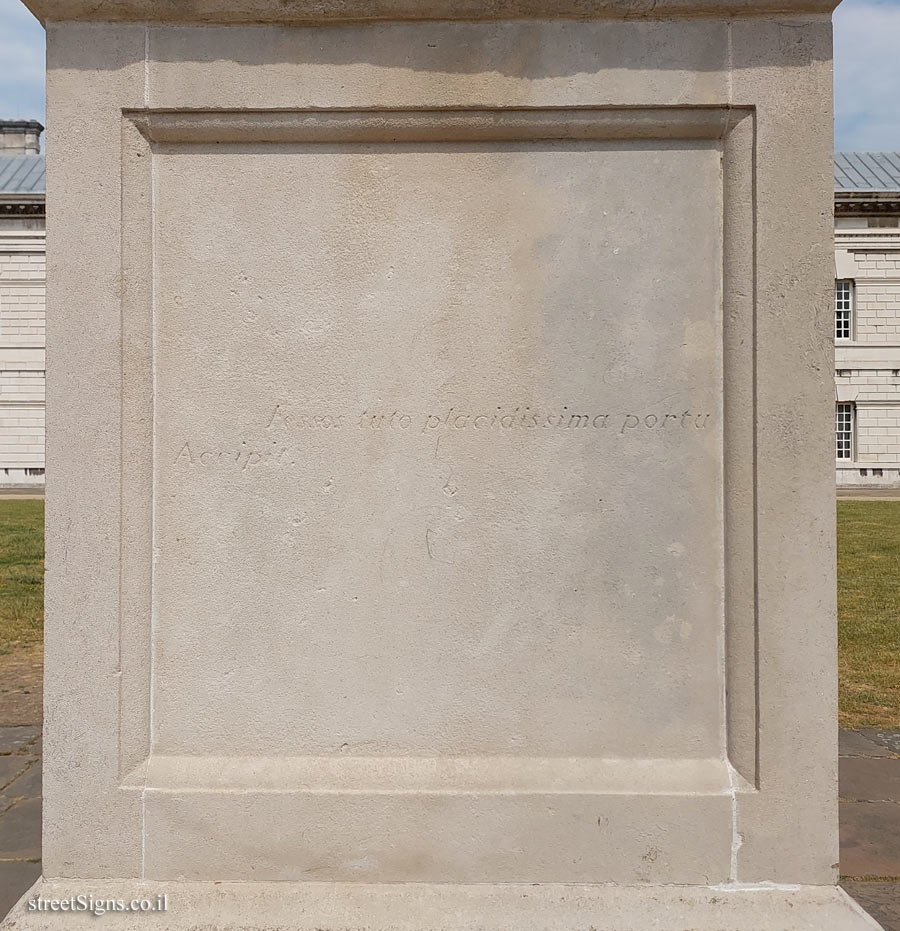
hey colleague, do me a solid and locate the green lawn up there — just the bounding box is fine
[0,499,44,650]
[0,497,897,726]
[838,500,900,728]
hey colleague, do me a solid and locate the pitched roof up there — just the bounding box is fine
[0,155,45,195]
[3,152,899,199]
[835,153,900,192]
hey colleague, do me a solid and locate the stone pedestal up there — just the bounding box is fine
[8,1,880,928]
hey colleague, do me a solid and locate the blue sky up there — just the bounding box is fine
[834,0,900,150]
[0,0,43,125]
[0,0,898,151]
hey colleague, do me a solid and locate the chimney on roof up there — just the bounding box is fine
[0,120,44,155]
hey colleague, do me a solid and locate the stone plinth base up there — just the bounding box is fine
[4,881,883,931]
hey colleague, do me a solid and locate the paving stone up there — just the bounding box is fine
[0,761,40,809]
[0,758,32,796]
[0,727,39,756]
[841,758,900,802]
[841,729,896,759]
[860,729,900,756]
[0,797,41,860]
[842,882,900,931]
[0,647,42,727]
[0,860,40,922]
[0,724,41,753]
[841,801,900,878]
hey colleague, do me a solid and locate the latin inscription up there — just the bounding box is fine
[173,402,715,471]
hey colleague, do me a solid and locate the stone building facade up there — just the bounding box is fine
[835,153,900,487]
[0,142,898,490]
[0,121,45,487]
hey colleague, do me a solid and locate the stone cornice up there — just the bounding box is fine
[0,201,45,218]
[21,0,841,25]
[835,192,900,215]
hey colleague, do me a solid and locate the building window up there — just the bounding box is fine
[835,280,854,340]
[836,402,854,460]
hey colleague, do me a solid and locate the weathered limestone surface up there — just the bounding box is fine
[2,881,888,930]
[20,0,841,24]
[7,0,876,928]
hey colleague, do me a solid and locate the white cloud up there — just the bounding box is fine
[834,0,900,151]
[0,0,45,124]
